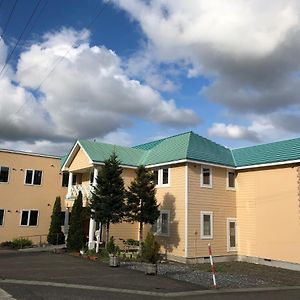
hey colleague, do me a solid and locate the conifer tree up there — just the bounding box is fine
[67,191,86,251]
[126,166,160,254]
[47,196,65,245]
[90,152,125,247]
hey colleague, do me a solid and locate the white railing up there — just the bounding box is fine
[68,184,91,199]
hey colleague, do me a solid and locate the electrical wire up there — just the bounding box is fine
[0,0,18,41]
[0,0,42,78]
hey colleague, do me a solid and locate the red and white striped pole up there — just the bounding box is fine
[208,243,217,288]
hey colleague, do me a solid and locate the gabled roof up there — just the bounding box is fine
[232,137,300,168]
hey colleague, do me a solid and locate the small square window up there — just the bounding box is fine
[227,171,235,189]
[20,210,39,226]
[0,166,9,183]
[25,170,42,185]
[0,209,4,226]
[200,211,213,239]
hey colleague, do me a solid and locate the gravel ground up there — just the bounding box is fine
[122,262,270,289]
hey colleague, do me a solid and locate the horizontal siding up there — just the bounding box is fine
[69,148,92,171]
[237,165,300,264]
[188,163,236,258]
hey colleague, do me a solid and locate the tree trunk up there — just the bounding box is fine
[105,221,110,249]
[139,221,143,255]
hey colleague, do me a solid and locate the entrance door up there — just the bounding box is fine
[227,218,237,251]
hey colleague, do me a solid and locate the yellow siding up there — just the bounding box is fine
[154,164,186,257]
[237,165,300,264]
[69,148,92,171]
[188,163,236,258]
[0,151,67,243]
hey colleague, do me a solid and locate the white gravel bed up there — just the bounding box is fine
[122,262,268,289]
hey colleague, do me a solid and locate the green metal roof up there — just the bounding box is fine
[78,140,147,167]
[65,132,300,169]
[232,137,300,167]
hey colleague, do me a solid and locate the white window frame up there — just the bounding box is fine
[24,169,43,186]
[154,168,170,187]
[0,166,10,184]
[20,210,39,227]
[0,209,5,226]
[200,165,212,188]
[200,211,213,239]
[227,218,237,252]
[153,210,170,236]
[227,170,236,190]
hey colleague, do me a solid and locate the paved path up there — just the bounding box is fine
[0,252,299,299]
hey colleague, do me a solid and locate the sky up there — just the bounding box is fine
[1,0,300,155]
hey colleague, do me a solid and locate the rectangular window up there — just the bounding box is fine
[201,166,212,188]
[153,170,159,185]
[227,171,235,189]
[20,210,39,226]
[153,168,170,186]
[25,170,42,185]
[72,174,77,185]
[227,218,237,251]
[162,168,169,185]
[0,166,9,183]
[153,210,170,236]
[200,211,213,239]
[62,172,69,187]
[0,209,4,226]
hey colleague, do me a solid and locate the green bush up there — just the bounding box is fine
[141,232,160,264]
[126,239,139,246]
[0,241,14,248]
[12,238,32,249]
[107,236,116,254]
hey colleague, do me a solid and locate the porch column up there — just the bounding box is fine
[92,167,98,188]
[88,218,96,250]
[67,172,73,198]
[63,207,69,242]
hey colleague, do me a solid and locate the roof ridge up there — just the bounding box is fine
[190,131,231,150]
[133,131,193,149]
[232,136,300,151]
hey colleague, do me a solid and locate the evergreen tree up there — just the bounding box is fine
[90,152,125,247]
[67,191,86,251]
[126,166,160,254]
[47,196,65,245]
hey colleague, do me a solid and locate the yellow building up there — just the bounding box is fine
[0,149,68,244]
[1,132,300,271]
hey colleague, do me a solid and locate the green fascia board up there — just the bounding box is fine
[78,140,148,167]
[232,137,300,167]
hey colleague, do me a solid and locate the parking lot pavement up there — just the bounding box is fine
[0,252,201,293]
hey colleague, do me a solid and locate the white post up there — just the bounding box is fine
[93,167,98,188]
[64,208,69,242]
[67,172,73,198]
[88,218,96,250]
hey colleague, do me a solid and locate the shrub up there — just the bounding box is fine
[126,239,139,246]
[12,238,32,249]
[141,232,160,264]
[0,241,14,248]
[107,236,116,254]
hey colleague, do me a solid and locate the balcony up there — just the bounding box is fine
[67,184,91,200]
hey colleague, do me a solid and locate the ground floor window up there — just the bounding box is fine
[20,210,39,226]
[0,209,4,226]
[227,218,237,251]
[153,210,170,236]
[200,211,213,239]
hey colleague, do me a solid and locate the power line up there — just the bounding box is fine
[34,0,111,91]
[6,0,111,126]
[0,0,42,78]
[0,0,18,41]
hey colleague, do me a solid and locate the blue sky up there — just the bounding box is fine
[1,0,300,155]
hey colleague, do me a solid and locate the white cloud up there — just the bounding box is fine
[208,123,260,142]
[0,27,200,151]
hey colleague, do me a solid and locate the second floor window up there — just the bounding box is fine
[0,166,9,183]
[25,170,42,185]
[227,171,236,189]
[153,168,170,186]
[201,166,212,188]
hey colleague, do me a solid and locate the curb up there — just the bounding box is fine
[1,279,300,298]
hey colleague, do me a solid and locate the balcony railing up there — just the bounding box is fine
[67,184,91,200]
